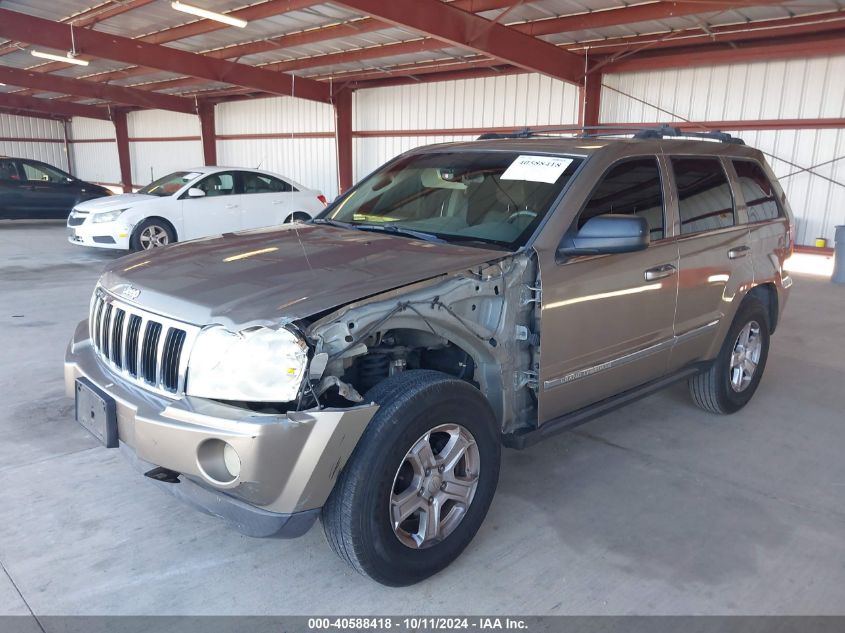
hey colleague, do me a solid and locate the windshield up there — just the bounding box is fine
[324,151,582,249]
[138,171,200,197]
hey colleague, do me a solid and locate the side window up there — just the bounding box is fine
[241,172,292,194]
[0,158,21,181]
[671,157,735,235]
[195,172,236,197]
[20,161,67,183]
[579,157,665,240]
[732,160,781,223]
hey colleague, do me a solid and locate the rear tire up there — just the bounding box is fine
[130,219,175,252]
[321,370,500,586]
[284,211,311,223]
[688,297,770,414]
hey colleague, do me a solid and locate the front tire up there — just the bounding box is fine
[322,370,500,586]
[688,297,771,414]
[130,219,175,252]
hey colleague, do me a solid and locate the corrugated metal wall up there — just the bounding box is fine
[602,56,845,244]
[352,73,581,181]
[0,113,68,171]
[68,116,120,186]
[127,110,203,187]
[216,96,338,199]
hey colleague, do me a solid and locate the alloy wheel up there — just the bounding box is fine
[139,225,169,249]
[389,423,480,549]
[729,320,762,392]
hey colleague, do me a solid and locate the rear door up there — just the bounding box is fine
[179,171,243,240]
[237,171,296,229]
[728,158,792,292]
[17,160,79,219]
[667,156,754,369]
[537,156,680,420]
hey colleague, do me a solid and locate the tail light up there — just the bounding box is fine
[317,194,328,206]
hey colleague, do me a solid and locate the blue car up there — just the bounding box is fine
[0,156,111,220]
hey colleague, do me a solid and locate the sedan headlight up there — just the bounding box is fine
[92,208,128,223]
[186,326,309,402]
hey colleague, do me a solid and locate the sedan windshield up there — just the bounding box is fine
[324,151,582,249]
[138,171,200,197]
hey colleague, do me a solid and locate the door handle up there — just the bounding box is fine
[272,200,284,205]
[728,245,751,259]
[225,203,238,209]
[644,263,677,281]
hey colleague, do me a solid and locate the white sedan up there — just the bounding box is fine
[67,167,327,251]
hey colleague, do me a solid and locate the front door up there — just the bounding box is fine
[0,158,25,218]
[180,171,242,240]
[537,156,680,422]
[18,160,79,219]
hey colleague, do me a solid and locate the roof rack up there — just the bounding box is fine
[476,124,745,145]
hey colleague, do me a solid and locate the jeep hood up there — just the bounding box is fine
[98,223,506,327]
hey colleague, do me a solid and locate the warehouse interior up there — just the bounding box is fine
[1,0,845,619]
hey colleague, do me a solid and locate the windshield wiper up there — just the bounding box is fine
[351,223,446,244]
[311,218,354,229]
[433,234,512,250]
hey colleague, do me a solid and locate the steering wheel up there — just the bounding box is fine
[507,210,538,224]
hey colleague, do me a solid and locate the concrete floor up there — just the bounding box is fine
[1,222,844,616]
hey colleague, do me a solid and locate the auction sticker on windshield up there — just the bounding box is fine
[501,155,573,183]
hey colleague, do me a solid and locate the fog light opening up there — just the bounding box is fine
[196,439,241,485]
[223,442,241,479]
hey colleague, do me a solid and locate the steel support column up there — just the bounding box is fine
[198,102,217,166]
[112,111,133,193]
[334,89,354,193]
[579,73,602,128]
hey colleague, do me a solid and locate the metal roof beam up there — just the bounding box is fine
[0,93,110,120]
[0,65,198,114]
[515,0,790,36]
[600,29,845,71]
[331,0,584,84]
[0,9,332,103]
[0,0,157,57]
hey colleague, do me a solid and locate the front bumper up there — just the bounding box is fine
[66,220,130,250]
[65,319,377,537]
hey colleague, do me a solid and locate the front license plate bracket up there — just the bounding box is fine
[75,377,118,448]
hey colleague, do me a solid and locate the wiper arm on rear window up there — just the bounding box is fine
[351,223,446,244]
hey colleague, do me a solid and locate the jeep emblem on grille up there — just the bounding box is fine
[121,285,141,301]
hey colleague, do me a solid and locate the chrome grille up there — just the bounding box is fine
[89,289,199,397]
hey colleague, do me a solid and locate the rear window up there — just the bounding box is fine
[671,157,735,235]
[732,160,782,223]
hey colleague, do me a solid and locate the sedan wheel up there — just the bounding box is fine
[139,225,170,249]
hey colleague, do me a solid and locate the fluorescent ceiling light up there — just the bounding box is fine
[31,50,90,66]
[171,1,247,28]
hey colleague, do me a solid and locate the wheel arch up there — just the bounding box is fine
[747,282,779,334]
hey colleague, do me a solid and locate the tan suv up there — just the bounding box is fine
[65,127,793,586]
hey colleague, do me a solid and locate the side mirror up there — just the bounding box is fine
[187,187,206,198]
[558,214,650,258]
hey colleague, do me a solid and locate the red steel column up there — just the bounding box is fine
[198,102,217,166]
[112,109,133,193]
[334,88,353,193]
[579,72,602,128]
